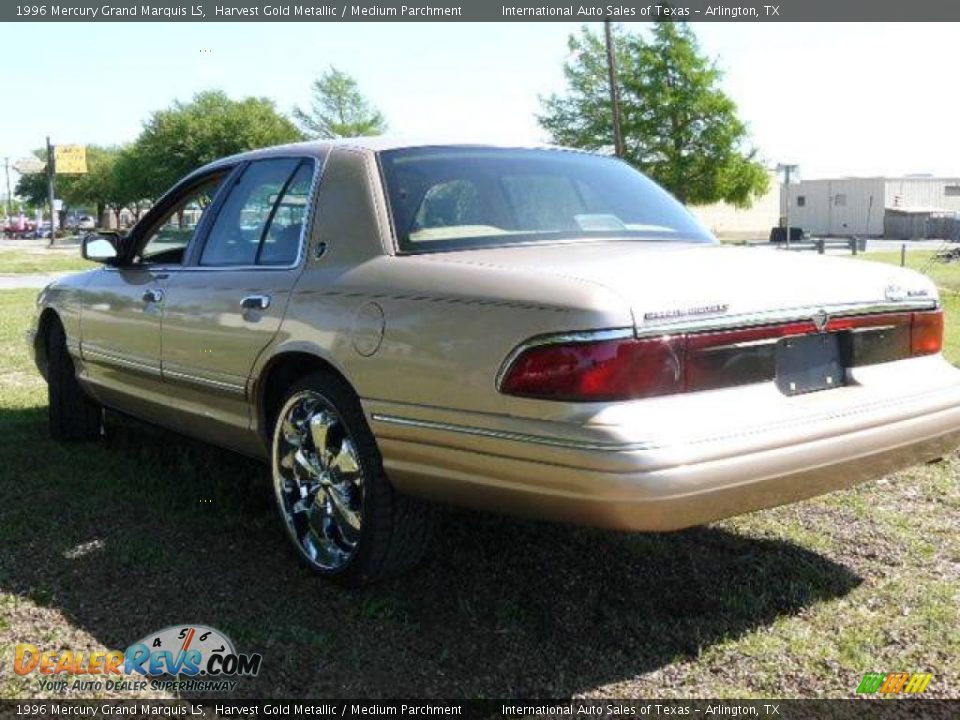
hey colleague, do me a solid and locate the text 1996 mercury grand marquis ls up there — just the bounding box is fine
[28,140,960,584]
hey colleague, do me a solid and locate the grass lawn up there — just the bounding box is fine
[860,249,960,293]
[0,257,958,699]
[0,250,94,274]
[860,250,960,362]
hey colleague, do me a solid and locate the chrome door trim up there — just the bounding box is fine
[84,346,246,396]
[162,368,247,397]
[82,346,161,378]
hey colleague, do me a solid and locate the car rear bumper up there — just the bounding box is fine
[366,356,960,531]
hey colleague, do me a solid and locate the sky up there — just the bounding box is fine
[3,22,959,188]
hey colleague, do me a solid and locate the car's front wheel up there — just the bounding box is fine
[46,318,102,442]
[271,371,433,585]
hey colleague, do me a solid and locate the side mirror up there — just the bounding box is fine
[82,233,119,263]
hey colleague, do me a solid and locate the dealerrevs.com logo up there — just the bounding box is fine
[14,625,262,694]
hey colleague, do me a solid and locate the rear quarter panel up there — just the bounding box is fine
[284,258,632,415]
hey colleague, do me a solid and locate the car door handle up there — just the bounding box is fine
[142,289,164,303]
[240,294,271,310]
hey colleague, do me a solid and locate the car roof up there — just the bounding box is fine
[205,137,588,165]
[187,137,601,185]
[320,136,567,153]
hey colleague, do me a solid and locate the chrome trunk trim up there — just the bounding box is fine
[634,300,938,337]
[495,300,940,391]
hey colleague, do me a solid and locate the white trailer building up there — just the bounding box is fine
[689,170,781,242]
[783,176,960,237]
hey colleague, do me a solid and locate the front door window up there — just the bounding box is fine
[135,175,225,266]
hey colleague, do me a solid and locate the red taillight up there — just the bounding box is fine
[500,309,944,402]
[499,336,683,401]
[911,310,944,356]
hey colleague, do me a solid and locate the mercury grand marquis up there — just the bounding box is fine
[28,140,960,585]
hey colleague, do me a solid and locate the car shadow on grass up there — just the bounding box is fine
[0,405,863,698]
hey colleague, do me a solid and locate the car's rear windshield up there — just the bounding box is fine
[378,147,716,253]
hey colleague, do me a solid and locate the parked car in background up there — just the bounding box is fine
[769,226,805,243]
[4,216,37,239]
[66,214,97,232]
[27,140,960,585]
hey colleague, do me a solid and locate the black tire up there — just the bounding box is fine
[46,319,102,442]
[271,370,433,586]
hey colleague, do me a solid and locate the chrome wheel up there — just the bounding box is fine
[272,390,365,571]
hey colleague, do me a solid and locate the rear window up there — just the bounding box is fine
[379,147,715,253]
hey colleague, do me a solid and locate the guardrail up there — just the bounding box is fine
[776,237,867,255]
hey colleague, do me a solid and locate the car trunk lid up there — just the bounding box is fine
[423,242,937,330]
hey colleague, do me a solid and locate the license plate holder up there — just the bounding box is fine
[776,333,845,396]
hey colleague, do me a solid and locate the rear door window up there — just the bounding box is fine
[258,162,314,266]
[200,158,313,267]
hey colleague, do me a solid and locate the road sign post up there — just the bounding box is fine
[46,136,56,246]
[3,157,10,218]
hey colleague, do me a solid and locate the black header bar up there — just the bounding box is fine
[6,1,960,22]
[0,699,957,719]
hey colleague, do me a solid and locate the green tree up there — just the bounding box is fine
[539,22,769,207]
[293,67,387,139]
[105,145,153,226]
[135,90,303,197]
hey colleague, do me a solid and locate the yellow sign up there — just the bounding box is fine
[54,145,87,174]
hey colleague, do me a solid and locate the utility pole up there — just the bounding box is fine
[46,136,56,247]
[3,157,11,218]
[784,164,791,250]
[777,163,799,250]
[604,19,625,159]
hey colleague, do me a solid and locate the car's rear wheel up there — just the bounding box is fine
[271,371,433,585]
[46,319,102,442]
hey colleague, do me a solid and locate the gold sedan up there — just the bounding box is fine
[28,140,960,585]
